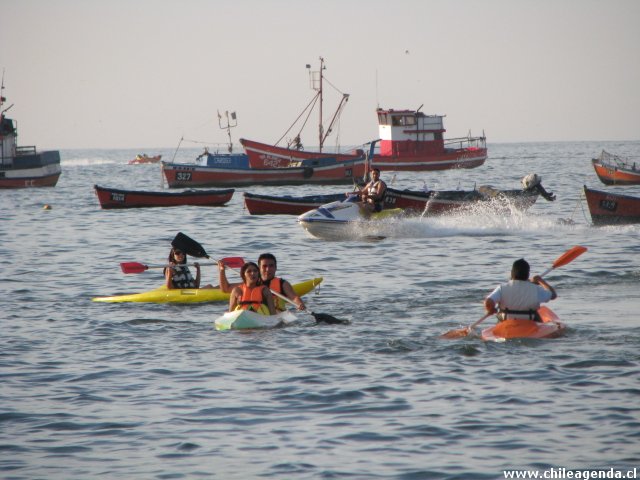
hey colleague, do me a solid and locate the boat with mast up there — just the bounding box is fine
[240,58,487,171]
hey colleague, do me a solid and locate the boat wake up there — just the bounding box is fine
[342,207,590,240]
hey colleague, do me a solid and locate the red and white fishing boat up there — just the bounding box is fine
[94,185,234,209]
[583,185,640,225]
[240,58,487,172]
[591,150,640,185]
[0,77,61,188]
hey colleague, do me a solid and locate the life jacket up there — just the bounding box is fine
[171,266,196,289]
[237,284,269,314]
[366,180,387,211]
[496,280,542,321]
[264,277,286,311]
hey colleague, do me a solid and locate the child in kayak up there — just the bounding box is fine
[229,262,276,315]
[484,258,557,322]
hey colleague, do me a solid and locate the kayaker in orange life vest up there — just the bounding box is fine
[228,262,276,315]
[219,253,306,311]
[484,258,557,322]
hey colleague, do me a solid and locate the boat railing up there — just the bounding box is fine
[444,134,486,150]
[598,150,635,169]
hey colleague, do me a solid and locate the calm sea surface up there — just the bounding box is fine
[1,141,639,479]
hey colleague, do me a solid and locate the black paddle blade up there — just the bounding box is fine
[172,232,210,258]
[311,312,349,325]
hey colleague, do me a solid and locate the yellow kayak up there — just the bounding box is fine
[92,277,323,304]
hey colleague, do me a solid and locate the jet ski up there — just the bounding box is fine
[297,194,403,240]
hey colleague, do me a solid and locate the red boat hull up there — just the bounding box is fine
[94,185,234,209]
[243,187,538,216]
[162,158,367,188]
[583,185,640,225]
[592,158,640,185]
[240,138,487,172]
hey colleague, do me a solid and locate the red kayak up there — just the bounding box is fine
[481,306,566,341]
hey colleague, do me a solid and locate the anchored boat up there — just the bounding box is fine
[239,59,486,172]
[583,185,640,225]
[0,77,61,188]
[94,184,234,209]
[591,150,640,186]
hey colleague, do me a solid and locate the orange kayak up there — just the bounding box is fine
[481,306,566,341]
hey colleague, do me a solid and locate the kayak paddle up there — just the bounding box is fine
[172,232,210,258]
[440,245,588,339]
[268,288,348,325]
[121,257,245,274]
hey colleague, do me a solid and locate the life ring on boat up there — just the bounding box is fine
[303,167,314,178]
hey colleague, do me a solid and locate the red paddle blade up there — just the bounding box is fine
[552,246,587,269]
[221,257,245,269]
[120,262,149,274]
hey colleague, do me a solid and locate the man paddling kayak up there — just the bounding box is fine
[219,253,306,311]
[484,258,557,322]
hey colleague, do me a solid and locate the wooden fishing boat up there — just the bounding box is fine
[591,150,640,185]
[243,174,555,216]
[243,191,345,215]
[583,185,640,225]
[239,59,487,172]
[162,151,368,188]
[94,184,234,209]
[128,154,162,165]
[0,80,61,188]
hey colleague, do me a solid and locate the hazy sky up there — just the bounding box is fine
[2,0,639,150]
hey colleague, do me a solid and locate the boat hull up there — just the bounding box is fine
[92,277,323,304]
[94,185,234,209]
[214,309,297,331]
[244,192,345,215]
[583,185,640,225]
[240,138,487,172]
[481,307,565,341]
[162,157,367,187]
[0,151,62,189]
[592,158,640,186]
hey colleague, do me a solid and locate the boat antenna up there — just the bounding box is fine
[218,110,238,153]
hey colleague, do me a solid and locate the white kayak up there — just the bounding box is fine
[214,309,298,331]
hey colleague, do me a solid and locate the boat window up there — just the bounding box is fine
[378,113,390,125]
[391,115,416,127]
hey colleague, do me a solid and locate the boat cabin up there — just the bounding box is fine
[376,108,446,158]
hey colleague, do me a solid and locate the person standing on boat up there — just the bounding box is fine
[165,247,201,289]
[358,168,387,212]
[219,253,306,311]
[228,262,276,315]
[484,258,557,322]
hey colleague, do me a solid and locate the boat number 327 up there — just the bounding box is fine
[599,199,617,212]
[176,171,192,182]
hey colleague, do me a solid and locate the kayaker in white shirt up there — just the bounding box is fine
[484,258,557,322]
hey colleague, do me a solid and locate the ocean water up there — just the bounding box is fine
[1,141,639,479]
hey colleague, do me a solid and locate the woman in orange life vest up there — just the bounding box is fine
[218,253,306,312]
[228,262,276,315]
